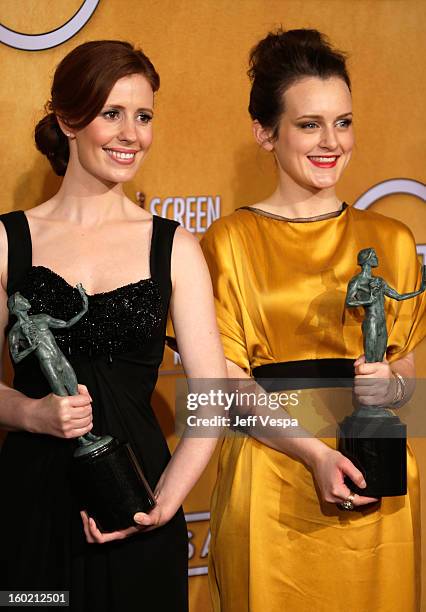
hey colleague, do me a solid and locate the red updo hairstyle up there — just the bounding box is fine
[35,40,160,176]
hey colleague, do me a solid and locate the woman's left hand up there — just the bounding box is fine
[80,502,174,544]
[353,355,395,406]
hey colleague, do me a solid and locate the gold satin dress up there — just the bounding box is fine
[201,204,426,612]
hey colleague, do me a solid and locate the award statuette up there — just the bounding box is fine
[8,287,156,531]
[338,248,426,497]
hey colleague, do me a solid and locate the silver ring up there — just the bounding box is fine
[338,491,355,511]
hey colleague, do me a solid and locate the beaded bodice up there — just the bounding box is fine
[15,266,164,358]
[1,210,178,367]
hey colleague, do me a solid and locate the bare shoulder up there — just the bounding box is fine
[24,199,58,220]
[0,217,8,245]
[172,226,203,259]
[170,227,208,285]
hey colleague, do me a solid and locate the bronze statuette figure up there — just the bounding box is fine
[8,286,156,531]
[338,248,426,497]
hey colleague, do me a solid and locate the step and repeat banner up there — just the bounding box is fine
[1,1,425,610]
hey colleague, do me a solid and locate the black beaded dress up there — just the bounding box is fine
[0,211,188,611]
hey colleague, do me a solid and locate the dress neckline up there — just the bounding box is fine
[238,202,348,223]
[30,265,153,298]
[22,211,155,296]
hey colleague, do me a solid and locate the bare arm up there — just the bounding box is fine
[0,223,92,435]
[85,228,230,543]
[390,351,415,378]
[0,224,40,431]
[224,359,337,464]
[221,358,376,506]
[389,351,416,406]
[150,228,228,517]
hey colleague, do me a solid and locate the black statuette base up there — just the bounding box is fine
[337,414,407,498]
[73,437,156,532]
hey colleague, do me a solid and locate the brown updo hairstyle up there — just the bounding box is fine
[35,40,160,176]
[248,28,350,139]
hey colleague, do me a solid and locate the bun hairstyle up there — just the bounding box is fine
[248,28,350,138]
[35,40,160,176]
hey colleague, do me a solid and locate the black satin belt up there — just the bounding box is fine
[252,359,355,392]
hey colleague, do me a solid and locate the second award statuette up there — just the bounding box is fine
[8,285,156,531]
[338,248,426,498]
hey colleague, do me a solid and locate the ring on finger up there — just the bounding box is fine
[338,491,355,511]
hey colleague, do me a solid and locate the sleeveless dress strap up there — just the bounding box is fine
[149,215,179,303]
[0,210,32,296]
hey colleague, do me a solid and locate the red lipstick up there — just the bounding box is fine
[308,156,339,168]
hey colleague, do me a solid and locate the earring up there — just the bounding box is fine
[65,132,72,137]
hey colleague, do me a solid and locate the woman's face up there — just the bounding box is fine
[265,76,354,191]
[70,73,154,184]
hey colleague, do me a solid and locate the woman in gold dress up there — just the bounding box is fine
[201,29,425,611]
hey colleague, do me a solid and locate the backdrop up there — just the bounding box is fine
[1,1,425,610]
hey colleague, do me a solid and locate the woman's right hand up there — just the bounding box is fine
[24,384,93,438]
[308,444,379,507]
[81,499,176,544]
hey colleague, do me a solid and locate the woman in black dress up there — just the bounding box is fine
[0,40,226,611]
